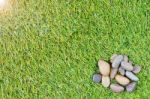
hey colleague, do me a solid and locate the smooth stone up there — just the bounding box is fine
[110,54,118,63]
[98,60,110,76]
[119,67,125,75]
[121,61,133,71]
[93,74,102,83]
[115,74,130,85]
[110,68,118,79]
[110,84,124,93]
[125,71,139,81]
[102,76,110,88]
[129,61,133,65]
[112,55,124,68]
[126,82,137,92]
[123,55,128,62]
[132,66,141,74]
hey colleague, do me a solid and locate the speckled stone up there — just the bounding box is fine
[110,68,118,80]
[126,82,137,92]
[121,61,133,71]
[110,84,124,93]
[119,67,125,75]
[132,66,141,74]
[126,71,139,81]
[110,54,118,63]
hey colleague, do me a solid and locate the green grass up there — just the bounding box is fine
[0,0,150,98]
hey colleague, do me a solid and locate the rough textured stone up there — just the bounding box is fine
[115,74,130,85]
[119,67,125,75]
[126,82,137,92]
[112,55,124,68]
[132,66,141,74]
[126,71,139,81]
[110,68,118,79]
[110,84,124,93]
[93,74,102,83]
[102,76,110,88]
[98,60,110,76]
[121,61,133,71]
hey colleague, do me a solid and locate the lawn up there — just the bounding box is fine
[0,0,150,98]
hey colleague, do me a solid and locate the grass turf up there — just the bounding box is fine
[0,0,150,98]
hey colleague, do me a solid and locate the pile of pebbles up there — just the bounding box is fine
[93,54,141,93]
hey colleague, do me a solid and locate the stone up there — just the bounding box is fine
[110,68,118,79]
[98,60,110,76]
[112,55,124,68]
[121,61,133,71]
[115,74,130,85]
[126,82,137,92]
[102,76,110,88]
[119,67,125,75]
[110,84,124,93]
[110,54,118,63]
[132,66,141,74]
[125,71,139,81]
[123,55,128,62]
[93,74,102,83]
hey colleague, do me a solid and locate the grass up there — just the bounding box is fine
[0,0,150,98]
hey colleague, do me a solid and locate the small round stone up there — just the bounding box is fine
[132,66,141,74]
[126,82,137,92]
[121,61,133,71]
[123,55,128,62]
[110,84,124,93]
[98,60,110,76]
[112,55,124,68]
[115,74,130,86]
[110,54,118,63]
[125,71,139,81]
[93,74,102,83]
[102,76,110,88]
[119,67,125,75]
[110,68,118,80]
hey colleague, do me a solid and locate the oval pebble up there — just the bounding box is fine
[121,61,133,71]
[110,54,118,63]
[93,74,102,83]
[110,84,124,93]
[112,55,124,68]
[123,55,128,62]
[110,68,118,79]
[125,71,139,81]
[102,76,110,88]
[98,60,110,76]
[115,74,130,86]
[119,67,125,75]
[126,82,137,92]
[132,66,141,74]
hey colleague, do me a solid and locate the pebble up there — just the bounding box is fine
[110,68,118,79]
[125,71,139,81]
[110,54,118,63]
[93,74,102,83]
[102,76,110,88]
[132,66,141,74]
[98,60,110,76]
[110,84,124,93]
[115,74,130,85]
[121,61,133,71]
[126,82,137,92]
[123,55,128,62]
[119,67,125,75]
[112,55,124,68]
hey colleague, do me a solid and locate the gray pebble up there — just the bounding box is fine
[110,68,118,80]
[119,67,125,75]
[112,55,124,68]
[110,54,118,63]
[125,71,139,81]
[110,84,124,93]
[121,61,133,71]
[93,74,102,83]
[123,55,128,62]
[132,66,141,74]
[126,82,137,92]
